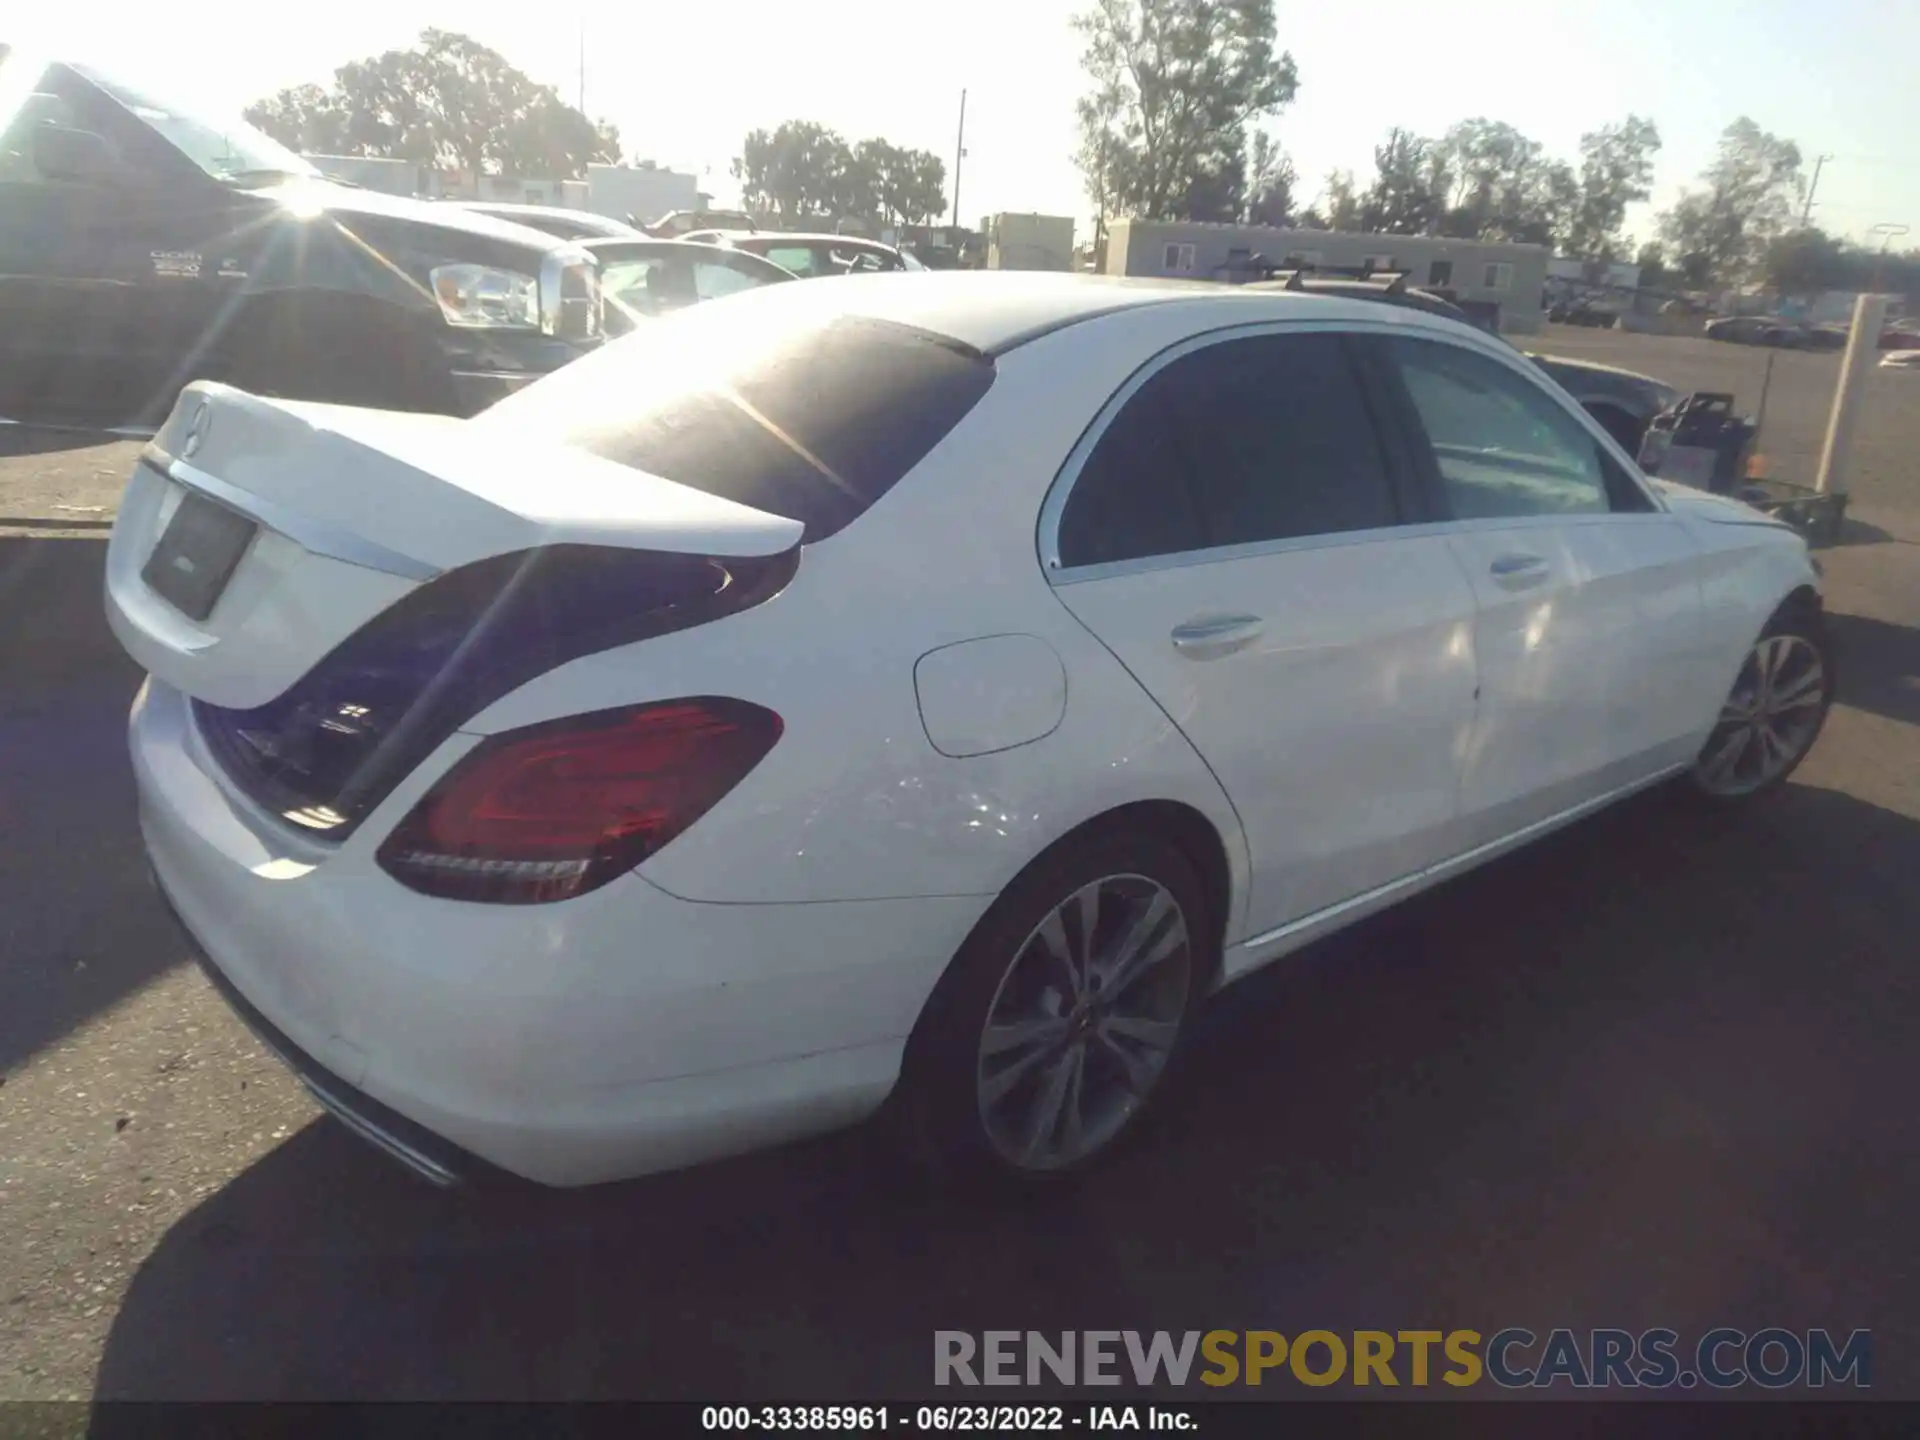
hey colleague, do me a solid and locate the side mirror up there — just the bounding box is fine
[34,124,121,184]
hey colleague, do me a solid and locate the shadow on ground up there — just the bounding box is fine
[91,777,1920,1402]
[0,425,128,459]
[0,536,154,1072]
[1826,611,1920,727]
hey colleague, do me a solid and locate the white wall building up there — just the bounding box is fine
[1104,220,1550,334]
[984,213,1076,271]
[585,165,703,227]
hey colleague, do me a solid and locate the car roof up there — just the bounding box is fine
[737,233,897,249]
[667,271,1487,357]
[455,202,633,227]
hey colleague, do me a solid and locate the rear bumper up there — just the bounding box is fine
[131,678,980,1187]
[149,867,485,1187]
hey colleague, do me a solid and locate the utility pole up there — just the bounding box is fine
[1800,154,1832,229]
[1870,221,1910,295]
[951,89,968,232]
[577,23,586,115]
[1816,292,1890,498]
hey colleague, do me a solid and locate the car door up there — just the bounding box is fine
[1043,327,1482,942]
[1377,332,1711,844]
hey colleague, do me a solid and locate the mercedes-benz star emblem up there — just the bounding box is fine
[181,401,211,459]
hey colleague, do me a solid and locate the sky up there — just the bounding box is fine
[16,0,1920,249]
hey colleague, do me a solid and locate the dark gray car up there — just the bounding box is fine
[0,52,603,424]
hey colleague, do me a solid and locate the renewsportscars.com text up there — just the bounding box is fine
[934,1328,1871,1390]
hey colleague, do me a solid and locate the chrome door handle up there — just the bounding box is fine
[1489,553,1550,589]
[1171,614,1265,659]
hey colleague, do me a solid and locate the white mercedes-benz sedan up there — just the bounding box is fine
[108,273,1833,1190]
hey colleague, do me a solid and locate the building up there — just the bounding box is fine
[984,213,1076,271]
[1104,220,1550,334]
[1548,256,1641,290]
[585,164,703,228]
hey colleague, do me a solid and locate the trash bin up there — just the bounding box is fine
[1636,393,1757,495]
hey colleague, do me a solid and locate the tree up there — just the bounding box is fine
[1431,118,1573,244]
[1657,117,1804,287]
[1564,116,1661,260]
[245,30,620,178]
[1072,0,1300,222]
[733,125,945,224]
[857,138,948,226]
[1316,169,1360,231]
[1633,240,1672,289]
[1763,227,1850,297]
[1244,129,1294,226]
[1360,127,1445,235]
[243,83,349,154]
[732,121,851,219]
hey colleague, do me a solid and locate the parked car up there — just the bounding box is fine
[0,54,602,423]
[1245,275,1683,452]
[686,231,928,278]
[1705,316,1807,347]
[1880,349,1920,369]
[116,273,1830,1190]
[580,237,796,335]
[443,202,645,243]
[1547,302,1616,328]
[647,208,758,238]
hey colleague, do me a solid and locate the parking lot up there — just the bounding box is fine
[3,325,1919,1402]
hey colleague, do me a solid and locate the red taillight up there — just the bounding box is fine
[376,697,782,904]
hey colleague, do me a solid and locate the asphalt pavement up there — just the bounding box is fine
[2,337,1919,1401]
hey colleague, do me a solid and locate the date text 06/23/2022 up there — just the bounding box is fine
[933,1328,1872,1390]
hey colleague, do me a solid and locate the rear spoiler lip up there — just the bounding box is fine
[143,452,442,582]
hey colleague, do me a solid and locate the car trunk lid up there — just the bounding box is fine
[106,381,802,710]
[106,382,802,840]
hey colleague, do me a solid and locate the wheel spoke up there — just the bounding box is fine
[1098,1013,1180,1054]
[1094,1025,1162,1095]
[1057,1044,1089,1161]
[1755,720,1791,777]
[1104,899,1185,999]
[1032,909,1083,999]
[1021,1049,1079,1162]
[1700,725,1752,784]
[1758,636,1789,697]
[981,1034,1061,1108]
[1769,663,1824,711]
[981,1014,1068,1059]
[1067,882,1101,979]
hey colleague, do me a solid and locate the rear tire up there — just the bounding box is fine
[893,828,1213,1191]
[1689,604,1834,802]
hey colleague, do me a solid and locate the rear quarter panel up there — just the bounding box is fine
[454,312,1256,931]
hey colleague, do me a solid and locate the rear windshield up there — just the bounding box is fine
[480,307,994,542]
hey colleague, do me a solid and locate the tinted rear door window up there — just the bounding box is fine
[1166,333,1398,546]
[1057,330,1402,567]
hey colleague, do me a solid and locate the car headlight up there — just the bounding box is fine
[429,263,540,329]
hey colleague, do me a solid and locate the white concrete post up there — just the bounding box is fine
[1815,293,1890,496]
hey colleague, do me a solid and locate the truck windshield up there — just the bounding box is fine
[71,63,318,185]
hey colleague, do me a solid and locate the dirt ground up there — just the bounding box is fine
[2,329,1918,1403]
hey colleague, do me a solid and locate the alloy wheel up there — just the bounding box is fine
[1694,632,1828,797]
[975,874,1192,1172]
